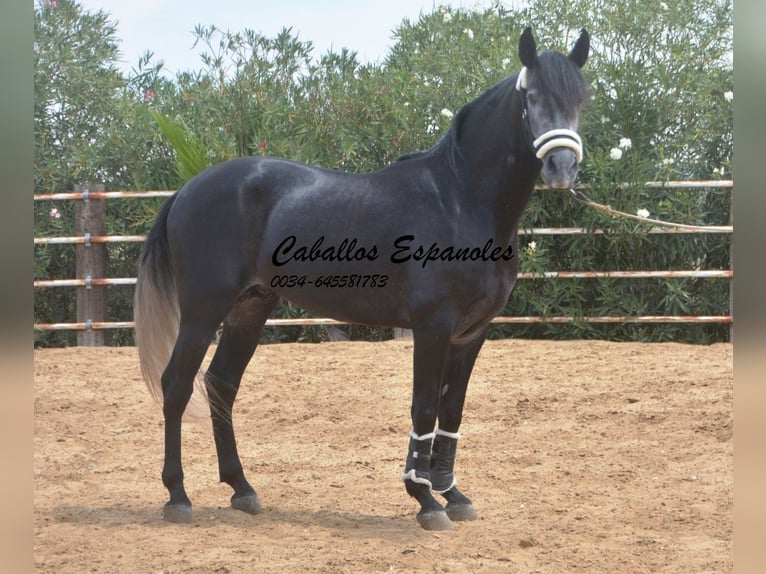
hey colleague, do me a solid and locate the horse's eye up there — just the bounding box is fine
[526,90,540,105]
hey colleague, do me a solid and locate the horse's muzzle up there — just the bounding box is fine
[541,148,579,190]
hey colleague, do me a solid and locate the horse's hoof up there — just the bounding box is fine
[446,502,478,522]
[417,510,455,531]
[162,503,193,523]
[231,493,262,515]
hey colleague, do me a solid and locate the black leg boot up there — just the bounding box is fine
[431,429,478,521]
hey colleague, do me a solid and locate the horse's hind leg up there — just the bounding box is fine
[432,330,488,522]
[206,289,278,516]
[161,318,223,523]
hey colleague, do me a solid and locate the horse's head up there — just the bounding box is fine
[516,27,590,190]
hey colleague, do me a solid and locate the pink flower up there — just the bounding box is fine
[49,208,61,219]
[258,142,268,150]
[50,0,58,7]
[144,89,155,103]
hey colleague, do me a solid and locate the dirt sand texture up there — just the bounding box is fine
[34,339,732,573]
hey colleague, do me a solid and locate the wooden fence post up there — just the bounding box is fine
[75,183,108,346]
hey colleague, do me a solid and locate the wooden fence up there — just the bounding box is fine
[34,181,734,345]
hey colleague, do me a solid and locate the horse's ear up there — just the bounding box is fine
[569,29,590,68]
[519,27,538,68]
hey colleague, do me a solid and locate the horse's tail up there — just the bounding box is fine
[134,193,209,418]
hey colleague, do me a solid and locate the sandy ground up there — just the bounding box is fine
[34,339,732,573]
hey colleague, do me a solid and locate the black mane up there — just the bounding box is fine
[395,75,516,165]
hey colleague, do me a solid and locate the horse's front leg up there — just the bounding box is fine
[431,330,488,522]
[403,325,454,531]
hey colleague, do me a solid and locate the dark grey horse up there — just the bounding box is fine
[134,27,590,530]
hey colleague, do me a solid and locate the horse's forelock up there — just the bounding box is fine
[531,51,589,107]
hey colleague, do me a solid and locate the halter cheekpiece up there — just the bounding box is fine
[515,67,583,163]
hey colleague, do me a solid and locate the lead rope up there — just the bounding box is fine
[567,187,731,232]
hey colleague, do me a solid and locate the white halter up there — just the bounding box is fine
[515,66,584,163]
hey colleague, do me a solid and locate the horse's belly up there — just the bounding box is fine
[271,280,412,328]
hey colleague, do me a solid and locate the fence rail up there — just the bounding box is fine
[34,181,734,342]
[34,314,733,333]
[32,180,734,202]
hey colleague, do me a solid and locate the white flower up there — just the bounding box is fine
[440,108,454,119]
[426,122,440,135]
[662,158,675,166]
[609,147,623,160]
[660,2,669,9]
[636,208,650,219]
[442,12,452,23]
[527,241,537,252]
[618,137,632,149]
[724,91,733,102]
[600,115,609,124]
[501,57,511,67]
[464,28,474,40]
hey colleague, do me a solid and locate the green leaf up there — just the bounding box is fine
[149,110,210,183]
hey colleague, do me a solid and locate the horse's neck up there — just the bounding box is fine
[453,87,540,240]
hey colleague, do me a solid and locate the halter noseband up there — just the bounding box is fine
[515,67,583,163]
